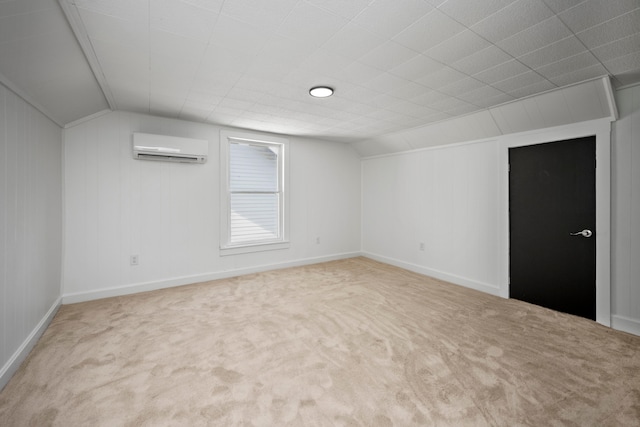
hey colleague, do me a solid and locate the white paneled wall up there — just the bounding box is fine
[362,140,502,295]
[63,111,361,302]
[611,84,640,334]
[0,85,62,389]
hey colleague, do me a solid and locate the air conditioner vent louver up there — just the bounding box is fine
[132,133,208,164]
[135,153,204,163]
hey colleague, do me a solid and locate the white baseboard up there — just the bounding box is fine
[0,297,61,392]
[63,252,362,304]
[611,315,640,337]
[362,252,502,297]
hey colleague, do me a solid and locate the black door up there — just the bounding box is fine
[509,136,596,320]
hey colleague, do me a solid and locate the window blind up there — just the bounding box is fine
[229,142,281,244]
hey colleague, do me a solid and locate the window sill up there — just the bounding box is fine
[220,241,290,256]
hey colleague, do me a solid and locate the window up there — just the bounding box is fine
[220,130,289,255]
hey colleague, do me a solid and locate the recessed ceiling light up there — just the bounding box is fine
[309,86,334,98]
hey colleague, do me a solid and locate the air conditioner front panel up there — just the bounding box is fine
[132,133,208,163]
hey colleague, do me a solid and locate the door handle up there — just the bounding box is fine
[570,229,592,238]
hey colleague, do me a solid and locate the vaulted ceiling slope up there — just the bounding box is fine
[0,0,109,126]
[1,0,639,141]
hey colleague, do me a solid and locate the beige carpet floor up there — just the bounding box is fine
[1,257,639,426]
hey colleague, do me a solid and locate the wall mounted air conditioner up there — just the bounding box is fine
[132,133,208,163]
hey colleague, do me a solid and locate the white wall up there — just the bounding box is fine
[362,86,640,335]
[0,84,63,389]
[611,84,640,334]
[63,111,361,302]
[362,140,502,295]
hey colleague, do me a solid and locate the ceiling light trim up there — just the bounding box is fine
[309,86,334,98]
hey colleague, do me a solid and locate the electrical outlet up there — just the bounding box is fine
[130,255,139,266]
[419,242,425,251]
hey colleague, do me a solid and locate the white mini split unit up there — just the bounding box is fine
[132,133,208,163]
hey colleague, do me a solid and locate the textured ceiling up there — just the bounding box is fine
[0,0,109,125]
[1,0,639,141]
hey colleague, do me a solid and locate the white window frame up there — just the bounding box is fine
[220,129,290,256]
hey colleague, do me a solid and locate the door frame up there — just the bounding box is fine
[498,118,611,326]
